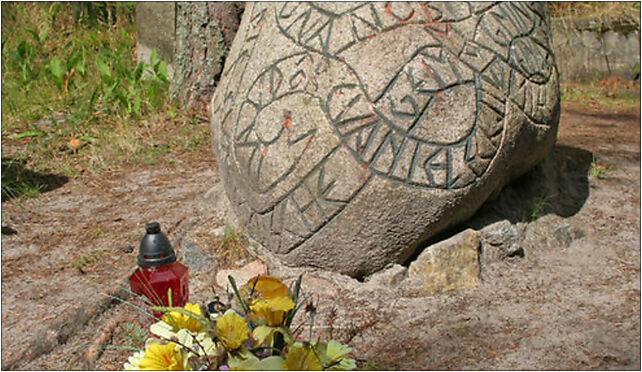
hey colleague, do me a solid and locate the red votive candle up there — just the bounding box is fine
[129,222,189,317]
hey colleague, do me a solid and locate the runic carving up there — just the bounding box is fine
[210,2,559,275]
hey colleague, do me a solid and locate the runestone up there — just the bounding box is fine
[210,2,560,277]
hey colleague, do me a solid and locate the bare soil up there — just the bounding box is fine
[1,99,640,370]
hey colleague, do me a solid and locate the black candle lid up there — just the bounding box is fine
[138,222,176,266]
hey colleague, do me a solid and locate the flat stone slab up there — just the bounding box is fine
[210,2,560,277]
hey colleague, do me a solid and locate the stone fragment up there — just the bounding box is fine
[210,2,560,277]
[181,238,214,272]
[407,229,480,294]
[521,214,586,251]
[552,222,586,249]
[215,260,268,288]
[480,220,523,263]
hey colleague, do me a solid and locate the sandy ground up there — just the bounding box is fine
[1,100,640,370]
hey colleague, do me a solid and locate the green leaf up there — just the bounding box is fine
[76,58,86,76]
[67,51,82,71]
[49,56,64,85]
[149,48,157,65]
[133,62,144,82]
[39,26,49,43]
[95,55,111,78]
[16,41,31,60]
[157,60,168,82]
[23,27,39,42]
[228,275,249,314]
[10,130,40,139]
[133,95,141,115]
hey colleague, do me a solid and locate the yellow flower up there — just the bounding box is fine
[228,353,285,370]
[242,275,290,300]
[123,350,144,370]
[162,303,204,332]
[249,296,295,326]
[284,342,322,370]
[215,309,250,350]
[138,342,187,371]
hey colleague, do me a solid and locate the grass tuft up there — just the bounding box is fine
[212,226,254,268]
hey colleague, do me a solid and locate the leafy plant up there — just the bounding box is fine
[521,194,552,222]
[589,161,612,179]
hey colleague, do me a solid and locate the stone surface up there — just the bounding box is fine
[407,229,480,294]
[215,259,268,288]
[521,214,586,251]
[366,264,408,287]
[210,2,560,277]
[136,2,176,78]
[180,238,214,272]
[480,220,524,263]
[551,17,640,81]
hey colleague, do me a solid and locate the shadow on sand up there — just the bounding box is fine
[1,157,69,202]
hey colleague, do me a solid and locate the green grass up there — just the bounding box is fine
[70,249,104,272]
[560,80,641,110]
[521,194,553,222]
[1,2,210,200]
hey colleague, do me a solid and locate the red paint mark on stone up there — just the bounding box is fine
[420,57,434,75]
[365,113,378,123]
[385,2,415,24]
[261,147,268,157]
[400,10,415,24]
[366,33,377,39]
[434,91,442,109]
[301,136,314,155]
[282,115,292,130]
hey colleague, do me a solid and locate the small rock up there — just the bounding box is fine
[480,220,524,262]
[216,260,268,288]
[120,245,134,254]
[406,229,480,295]
[553,222,585,249]
[181,238,214,272]
[521,215,585,250]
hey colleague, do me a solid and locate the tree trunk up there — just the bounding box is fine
[171,2,245,110]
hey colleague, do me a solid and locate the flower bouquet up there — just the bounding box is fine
[124,275,356,370]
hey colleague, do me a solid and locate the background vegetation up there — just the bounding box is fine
[1,2,208,200]
[548,1,640,26]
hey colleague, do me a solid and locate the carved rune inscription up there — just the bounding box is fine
[211,2,558,254]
